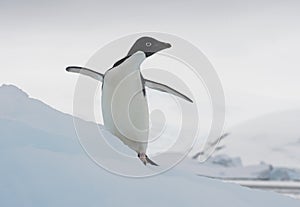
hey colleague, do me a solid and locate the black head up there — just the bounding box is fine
[127,36,171,57]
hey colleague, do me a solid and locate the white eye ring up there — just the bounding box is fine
[145,42,152,47]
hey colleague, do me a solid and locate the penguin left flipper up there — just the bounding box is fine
[66,66,104,82]
[144,79,193,103]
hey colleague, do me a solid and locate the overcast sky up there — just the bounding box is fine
[1,0,300,127]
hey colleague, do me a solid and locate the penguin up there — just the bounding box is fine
[66,36,193,166]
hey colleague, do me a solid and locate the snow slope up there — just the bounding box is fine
[0,84,299,206]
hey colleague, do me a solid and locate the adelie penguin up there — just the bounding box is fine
[66,36,193,166]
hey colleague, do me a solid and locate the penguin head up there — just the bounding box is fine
[127,36,171,57]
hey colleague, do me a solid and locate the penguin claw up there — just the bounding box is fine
[145,155,159,166]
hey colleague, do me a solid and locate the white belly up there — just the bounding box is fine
[101,53,149,153]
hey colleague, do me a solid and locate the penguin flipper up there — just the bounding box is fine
[144,79,193,103]
[66,66,104,82]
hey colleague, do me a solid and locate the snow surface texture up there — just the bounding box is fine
[0,84,299,206]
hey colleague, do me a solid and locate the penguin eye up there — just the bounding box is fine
[145,42,152,47]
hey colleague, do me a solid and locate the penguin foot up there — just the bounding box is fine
[138,153,159,166]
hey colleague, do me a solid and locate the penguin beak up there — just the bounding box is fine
[164,42,171,48]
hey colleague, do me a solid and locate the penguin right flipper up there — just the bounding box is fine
[66,66,104,82]
[144,79,193,103]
